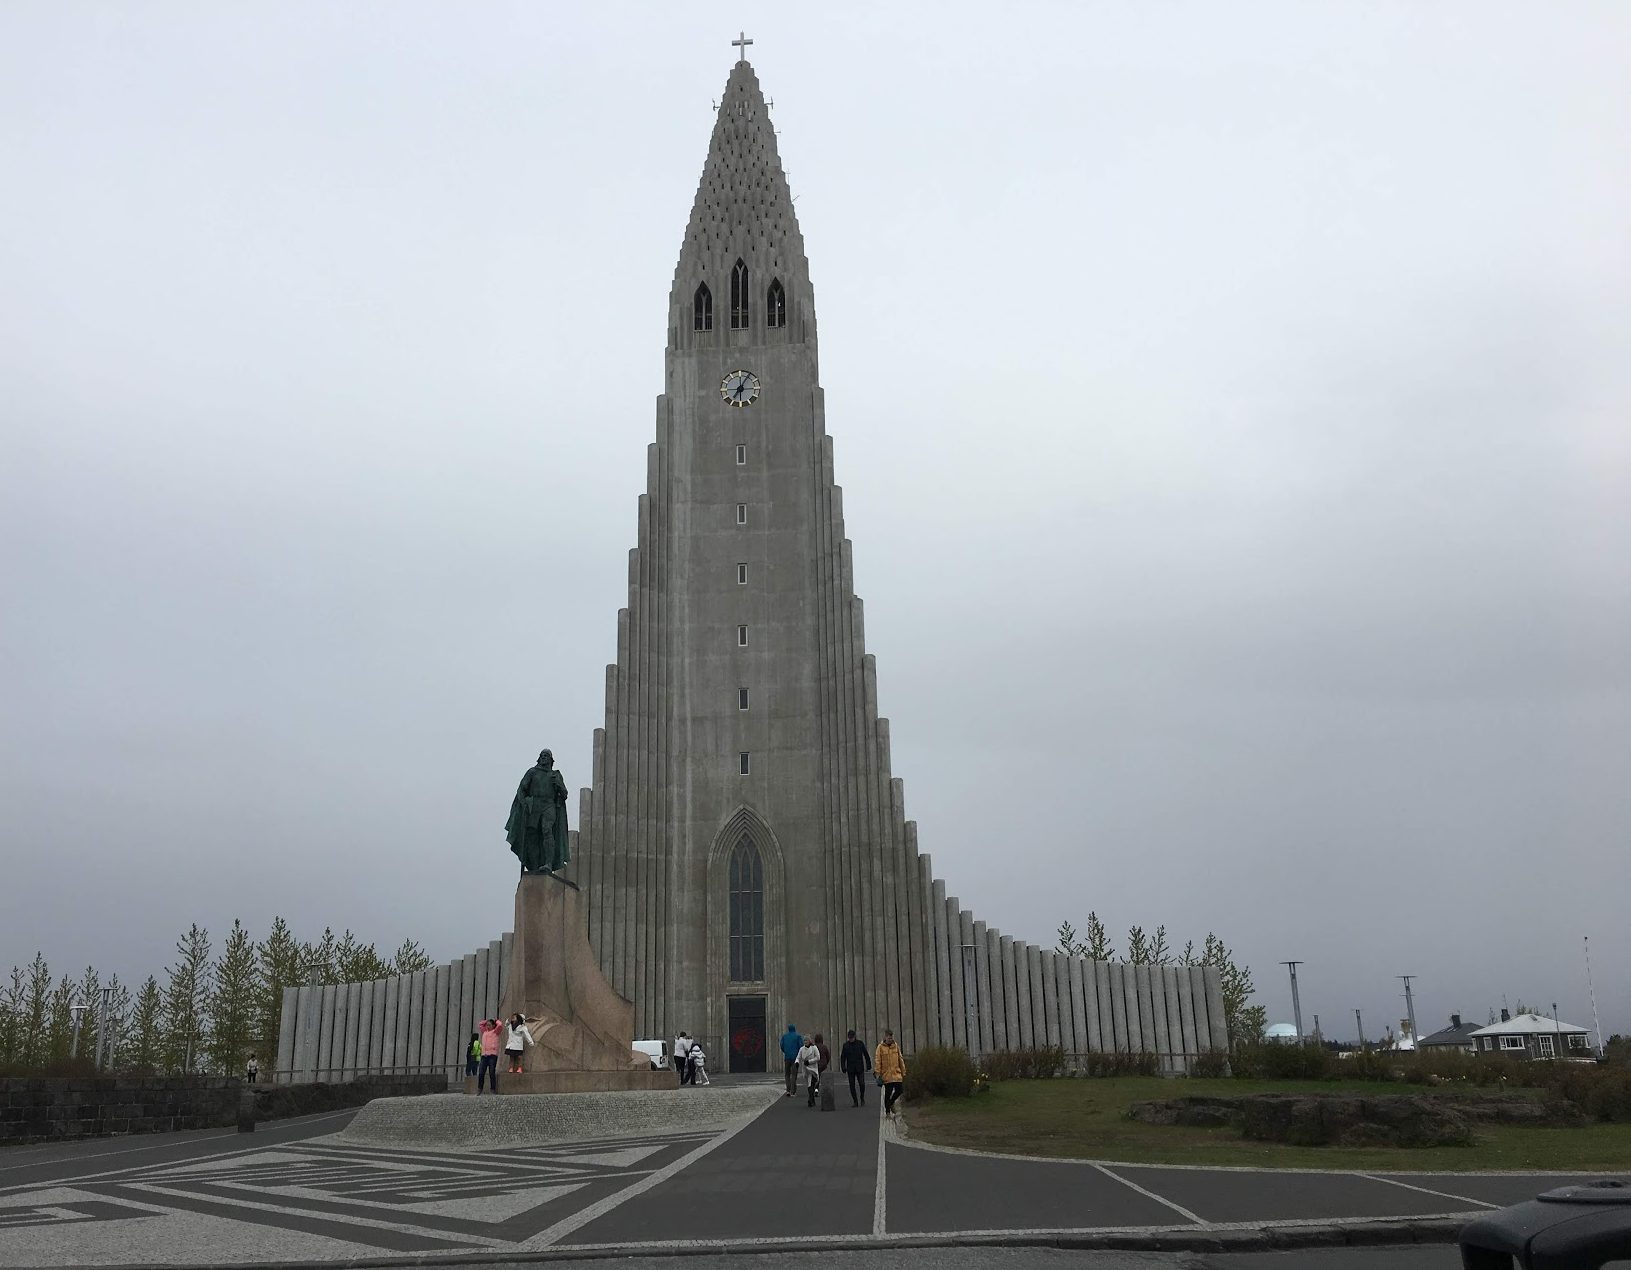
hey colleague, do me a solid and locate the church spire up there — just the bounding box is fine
[670,56,810,348]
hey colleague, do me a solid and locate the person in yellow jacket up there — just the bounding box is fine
[874,1029,906,1118]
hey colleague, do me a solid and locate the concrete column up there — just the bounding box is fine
[1066,956,1088,1057]
[1079,959,1101,1052]
[353,981,374,1077]
[396,973,416,1073]
[497,933,513,1014]
[431,963,451,1078]
[945,895,966,1050]
[930,877,951,1048]
[985,927,1007,1052]
[327,983,348,1080]
[1200,964,1229,1052]
[1133,964,1157,1056]
[1092,960,1112,1053]
[1036,949,1059,1049]
[900,799,928,1056]
[917,854,940,1045]
[339,981,360,1080]
[1013,942,1034,1049]
[473,946,490,1028]
[999,935,1019,1051]
[483,940,501,1021]
[956,909,976,1055]
[1147,965,1172,1070]
[1028,947,1051,1049]
[1175,965,1199,1061]
[1107,964,1129,1053]
[406,971,430,1075]
[275,986,299,1083]
[1055,954,1074,1054]
[310,985,330,1080]
[370,978,389,1072]
[298,986,321,1082]
[380,975,400,1073]
[459,953,477,1050]
[1122,962,1144,1055]
[971,918,993,1058]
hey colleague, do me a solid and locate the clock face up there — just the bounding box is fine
[720,369,761,408]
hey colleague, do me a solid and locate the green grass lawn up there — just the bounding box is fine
[904,1078,1631,1173]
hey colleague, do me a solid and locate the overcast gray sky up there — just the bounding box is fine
[3,2,1628,1043]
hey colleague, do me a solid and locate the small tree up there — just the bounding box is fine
[255,916,302,1057]
[206,920,259,1074]
[0,965,24,1068]
[45,974,76,1064]
[389,939,434,975]
[126,977,163,1074]
[1201,933,1262,1048]
[1148,925,1172,966]
[1083,912,1114,962]
[1125,926,1151,965]
[22,953,52,1050]
[162,924,212,1073]
[335,931,391,982]
[76,966,102,1066]
[1056,920,1083,957]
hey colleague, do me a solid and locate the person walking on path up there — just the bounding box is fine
[246,1054,258,1084]
[504,1013,535,1074]
[688,1039,711,1085]
[839,1030,871,1106]
[674,1032,693,1086]
[875,1029,906,1117]
[797,1034,823,1107]
[779,1025,803,1097]
[466,1032,481,1078]
[476,1018,503,1093]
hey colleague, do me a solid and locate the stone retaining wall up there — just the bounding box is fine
[0,1074,446,1145]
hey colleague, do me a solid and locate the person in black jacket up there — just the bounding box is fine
[838,1029,872,1107]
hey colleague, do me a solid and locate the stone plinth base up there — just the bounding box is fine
[463,1069,673,1095]
[499,874,653,1078]
[335,1087,780,1149]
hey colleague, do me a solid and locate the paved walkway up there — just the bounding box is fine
[0,1089,1623,1266]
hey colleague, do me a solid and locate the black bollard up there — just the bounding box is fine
[236,1087,256,1134]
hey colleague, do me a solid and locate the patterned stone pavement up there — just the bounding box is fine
[0,1096,1624,1267]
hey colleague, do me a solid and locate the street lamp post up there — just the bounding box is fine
[1398,976,1419,1051]
[1281,962,1304,1041]
[69,1000,89,1060]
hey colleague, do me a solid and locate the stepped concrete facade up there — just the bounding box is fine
[275,54,1230,1083]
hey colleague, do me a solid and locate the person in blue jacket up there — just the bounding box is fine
[780,1025,804,1098]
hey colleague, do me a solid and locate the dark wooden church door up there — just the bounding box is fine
[728,995,767,1073]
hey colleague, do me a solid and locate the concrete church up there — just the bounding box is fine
[275,48,1229,1081]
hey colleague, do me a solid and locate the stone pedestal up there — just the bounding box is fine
[490,874,657,1092]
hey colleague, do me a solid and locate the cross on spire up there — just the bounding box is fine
[732,31,753,62]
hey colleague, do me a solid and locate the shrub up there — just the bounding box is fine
[984,1047,1066,1080]
[1076,1050,1159,1078]
[1189,1051,1229,1078]
[908,1046,977,1099]
[1231,1042,1334,1081]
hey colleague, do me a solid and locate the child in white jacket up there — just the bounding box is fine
[687,1041,710,1085]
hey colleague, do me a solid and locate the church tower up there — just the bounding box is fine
[275,47,1231,1085]
[573,51,934,1063]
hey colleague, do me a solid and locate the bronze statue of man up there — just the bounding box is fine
[506,749,571,875]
